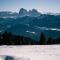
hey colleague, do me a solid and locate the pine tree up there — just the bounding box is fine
[39,32,46,45]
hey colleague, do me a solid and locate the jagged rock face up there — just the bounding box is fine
[19,8,28,17]
[28,9,41,17]
[19,8,41,17]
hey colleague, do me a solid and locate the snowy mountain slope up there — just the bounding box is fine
[0,45,60,60]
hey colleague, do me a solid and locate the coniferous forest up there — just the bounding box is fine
[0,31,60,45]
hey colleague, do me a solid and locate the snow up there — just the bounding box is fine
[26,31,35,34]
[35,26,60,31]
[0,45,60,60]
[0,31,2,33]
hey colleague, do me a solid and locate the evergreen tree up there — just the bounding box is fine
[39,32,46,45]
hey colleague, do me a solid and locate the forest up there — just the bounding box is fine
[0,31,60,45]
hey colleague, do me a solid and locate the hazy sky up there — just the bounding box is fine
[0,0,60,13]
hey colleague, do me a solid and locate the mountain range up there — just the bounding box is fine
[0,8,60,40]
[19,8,41,17]
[0,8,41,18]
[0,8,60,18]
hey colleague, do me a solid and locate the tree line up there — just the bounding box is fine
[0,31,60,45]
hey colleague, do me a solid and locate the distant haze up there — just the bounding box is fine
[0,0,60,13]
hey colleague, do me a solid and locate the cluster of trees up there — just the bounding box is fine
[0,32,39,45]
[0,31,60,45]
[40,32,60,45]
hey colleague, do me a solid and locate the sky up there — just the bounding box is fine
[0,0,60,13]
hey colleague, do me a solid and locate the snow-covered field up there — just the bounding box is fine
[0,45,60,60]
